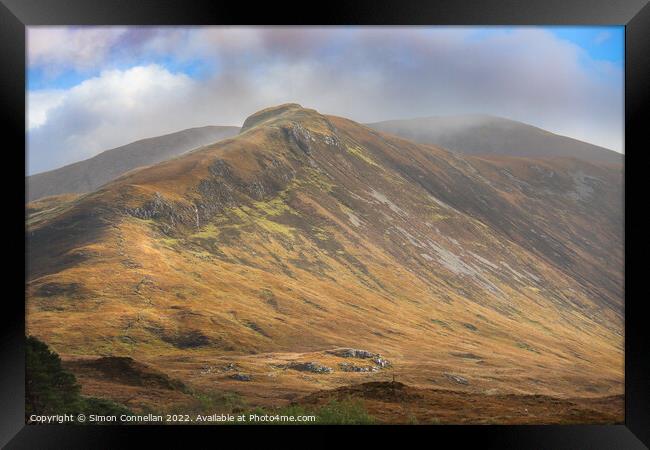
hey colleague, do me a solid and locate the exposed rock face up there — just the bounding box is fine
[27,104,624,404]
[126,192,191,225]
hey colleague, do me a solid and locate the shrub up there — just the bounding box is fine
[313,399,376,425]
[25,335,133,422]
[80,397,133,417]
[25,335,82,417]
[192,390,246,413]
[240,399,375,425]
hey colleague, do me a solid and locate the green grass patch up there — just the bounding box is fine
[245,399,376,425]
[190,223,220,240]
[191,390,247,413]
[309,399,376,424]
[293,167,335,192]
[346,143,380,168]
[257,216,295,237]
[223,204,295,238]
[252,196,293,216]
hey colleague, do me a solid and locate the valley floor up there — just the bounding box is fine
[61,350,623,425]
[28,105,624,426]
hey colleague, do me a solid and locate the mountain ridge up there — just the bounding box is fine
[27,111,621,203]
[27,104,623,411]
[27,125,240,202]
[368,114,622,164]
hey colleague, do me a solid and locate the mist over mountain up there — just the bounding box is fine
[368,115,623,164]
[27,105,623,419]
[27,114,622,205]
[27,125,239,202]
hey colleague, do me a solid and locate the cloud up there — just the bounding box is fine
[594,31,611,45]
[27,27,624,174]
[27,89,66,129]
[28,65,198,173]
[28,27,128,74]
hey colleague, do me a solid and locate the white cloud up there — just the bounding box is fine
[27,27,624,174]
[27,89,66,129]
[28,65,198,173]
[28,27,128,74]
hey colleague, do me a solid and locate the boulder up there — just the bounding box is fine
[339,362,378,373]
[287,362,333,374]
[229,373,252,382]
[444,373,469,385]
[328,348,378,359]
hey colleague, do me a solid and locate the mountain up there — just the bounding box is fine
[27,125,240,202]
[26,104,623,419]
[368,115,623,164]
[27,115,621,205]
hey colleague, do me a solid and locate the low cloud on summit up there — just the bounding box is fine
[27,27,624,174]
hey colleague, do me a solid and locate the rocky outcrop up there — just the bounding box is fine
[229,373,252,381]
[329,348,378,359]
[126,192,197,232]
[372,356,392,369]
[339,363,378,373]
[286,362,333,374]
[327,348,392,369]
[444,373,469,385]
[200,362,238,375]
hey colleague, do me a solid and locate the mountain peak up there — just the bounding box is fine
[241,103,306,132]
[239,104,341,151]
[27,105,623,416]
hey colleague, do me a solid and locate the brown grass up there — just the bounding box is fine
[27,105,623,423]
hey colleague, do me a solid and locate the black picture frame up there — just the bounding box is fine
[2,0,647,447]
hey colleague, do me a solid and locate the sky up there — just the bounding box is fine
[26,26,624,175]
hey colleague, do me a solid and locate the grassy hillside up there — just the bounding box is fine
[368,115,623,164]
[27,126,240,202]
[26,104,623,421]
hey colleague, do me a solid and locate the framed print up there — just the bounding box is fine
[1,0,648,447]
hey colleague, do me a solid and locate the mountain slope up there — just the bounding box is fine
[27,125,240,202]
[27,104,623,411]
[368,115,623,164]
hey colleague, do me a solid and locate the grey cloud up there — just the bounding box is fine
[27,27,624,174]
